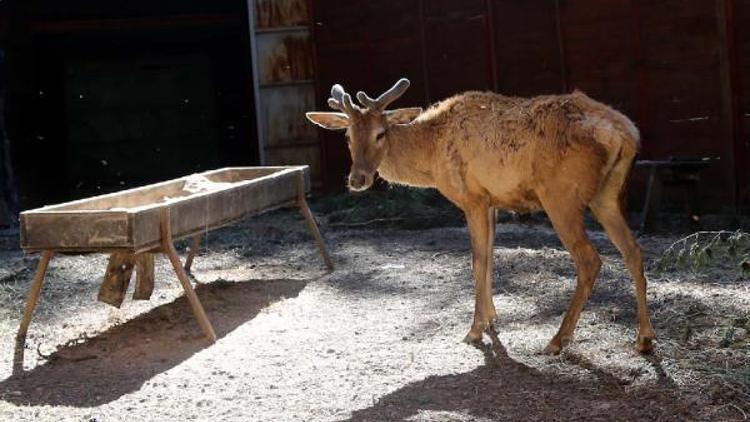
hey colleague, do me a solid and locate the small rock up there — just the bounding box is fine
[733,327,747,340]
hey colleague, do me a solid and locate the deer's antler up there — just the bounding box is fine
[328,84,359,115]
[355,78,411,111]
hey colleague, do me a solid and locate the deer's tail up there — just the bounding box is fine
[595,121,640,213]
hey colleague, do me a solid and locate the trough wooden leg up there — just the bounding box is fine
[160,208,217,343]
[14,250,53,374]
[298,198,334,271]
[184,234,201,273]
[133,253,155,300]
[98,252,136,307]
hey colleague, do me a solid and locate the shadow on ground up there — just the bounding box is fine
[345,333,690,422]
[0,278,308,407]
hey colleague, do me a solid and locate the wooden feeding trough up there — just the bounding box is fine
[14,166,333,373]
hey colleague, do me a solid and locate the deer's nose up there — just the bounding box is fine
[349,171,373,191]
[349,173,366,189]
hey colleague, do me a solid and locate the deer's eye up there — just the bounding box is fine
[375,131,386,141]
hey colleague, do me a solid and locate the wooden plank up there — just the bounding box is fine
[256,32,314,84]
[423,0,484,17]
[31,14,241,33]
[638,0,720,68]
[423,11,492,100]
[736,0,750,207]
[561,0,636,114]
[260,84,317,146]
[255,0,309,29]
[717,0,744,209]
[555,0,568,92]
[98,252,136,308]
[491,0,562,96]
[20,212,130,251]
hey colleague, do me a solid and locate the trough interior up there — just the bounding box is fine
[33,168,285,212]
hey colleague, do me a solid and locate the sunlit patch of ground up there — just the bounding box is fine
[0,209,746,421]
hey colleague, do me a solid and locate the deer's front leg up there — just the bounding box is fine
[463,204,497,343]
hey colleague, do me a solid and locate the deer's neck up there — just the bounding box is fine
[377,122,436,188]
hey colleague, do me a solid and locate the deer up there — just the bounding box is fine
[306,78,655,355]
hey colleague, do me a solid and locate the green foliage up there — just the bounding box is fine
[656,230,750,275]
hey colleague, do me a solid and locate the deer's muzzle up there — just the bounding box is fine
[348,170,373,192]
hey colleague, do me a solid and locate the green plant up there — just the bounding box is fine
[655,230,750,274]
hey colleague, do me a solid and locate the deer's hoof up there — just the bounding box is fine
[463,330,483,344]
[542,341,562,355]
[542,335,571,355]
[636,335,655,354]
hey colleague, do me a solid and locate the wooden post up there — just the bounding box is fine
[133,253,155,300]
[14,250,53,374]
[98,252,136,307]
[554,0,568,93]
[184,234,201,273]
[160,207,217,342]
[297,172,334,271]
[717,0,742,209]
[639,165,663,233]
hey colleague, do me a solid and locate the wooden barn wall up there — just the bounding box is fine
[491,0,562,96]
[253,0,323,186]
[735,0,750,207]
[311,0,748,211]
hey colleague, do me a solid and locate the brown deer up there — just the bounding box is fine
[306,79,655,354]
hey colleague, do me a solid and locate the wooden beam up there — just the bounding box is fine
[31,13,241,34]
[630,0,650,157]
[184,235,201,273]
[160,207,217,343]
[484,0,499,92]
[297,172,334,271]
[418,0,431,104]
[14,250,53,374]
[98,252,136,308]
[717,0,743,210]
[554,0,568,93]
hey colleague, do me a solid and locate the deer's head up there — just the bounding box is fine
[306,78,422,191]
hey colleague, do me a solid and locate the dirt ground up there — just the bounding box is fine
[0,207,747,421]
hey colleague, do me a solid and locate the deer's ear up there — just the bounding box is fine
[385,107,422,125]
[306,112,350,130]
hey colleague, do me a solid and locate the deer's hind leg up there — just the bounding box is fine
[539,197,602,355]
[591,189,656,353]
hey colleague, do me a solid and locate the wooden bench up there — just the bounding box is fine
[14,166,333,373]
[635,157,716,232]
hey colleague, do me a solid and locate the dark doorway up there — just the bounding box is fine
[8,0,257,208]
[64,55,220,194]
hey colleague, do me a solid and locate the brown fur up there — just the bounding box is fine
[307,83,655,354]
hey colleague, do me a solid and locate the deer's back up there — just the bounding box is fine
[424,91,639,211]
